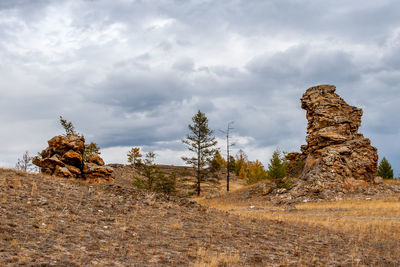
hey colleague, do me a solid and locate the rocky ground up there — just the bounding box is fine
[1,168,400,266]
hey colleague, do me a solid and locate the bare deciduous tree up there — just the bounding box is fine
[15,151,33,172]
[220,121,235,192]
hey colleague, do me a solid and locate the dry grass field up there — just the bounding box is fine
[198,197,400,240]
[2,167,400,266]
[197,181,400,265]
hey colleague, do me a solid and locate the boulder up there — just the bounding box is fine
[64,164,81,176]
[374,176,383,184]
[34,155,65,170]
[86,153,105,166]
[83,163,114,182]
[47,135,85,155]
[343,177,368,192]
[40,147,52,158]
[62,150,83,167]
[54,165,73,178]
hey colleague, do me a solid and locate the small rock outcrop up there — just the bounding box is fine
[289,84,378,186]
[33,135,114,183]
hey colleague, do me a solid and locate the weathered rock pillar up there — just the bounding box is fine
[298,84,378,183]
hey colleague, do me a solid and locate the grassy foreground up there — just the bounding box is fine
[196,183,400,264]
[2,167,400,265]
[198,197,400,241]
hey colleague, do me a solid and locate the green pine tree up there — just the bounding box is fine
[154,172,177,195]
[267,150,287,186]
[182,110,217,196]
[59,116,78,136]
[377,157,394,179]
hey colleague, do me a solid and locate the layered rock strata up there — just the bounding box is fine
[290,85,378,185]
[33,135,114,183]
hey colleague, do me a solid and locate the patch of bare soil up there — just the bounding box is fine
[1,168,399,266]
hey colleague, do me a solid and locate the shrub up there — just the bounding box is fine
[133,152,176,195]
[246,160,267,185]
[209,150,226,172]
[154,172,177,195]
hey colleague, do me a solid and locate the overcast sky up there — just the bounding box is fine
[1,0,399,175]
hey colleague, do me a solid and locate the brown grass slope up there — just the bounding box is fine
[1,168,399,266]
[112,164,242,198]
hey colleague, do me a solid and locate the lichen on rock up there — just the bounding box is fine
[32,135,113,183]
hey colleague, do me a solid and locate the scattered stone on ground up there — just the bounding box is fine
[32,135,113,183]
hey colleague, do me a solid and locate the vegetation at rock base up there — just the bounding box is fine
[182,110,217,196]
[267,150,286,179]
[127,147,143,167]
[378,157,394,179]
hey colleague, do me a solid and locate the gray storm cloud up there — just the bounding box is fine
[0,0,399,174]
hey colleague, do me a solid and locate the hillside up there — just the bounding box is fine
[1,168,400,266]
[112,164,244,198]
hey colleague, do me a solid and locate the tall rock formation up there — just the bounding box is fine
[33,135,114,183]
[292,85,378,185]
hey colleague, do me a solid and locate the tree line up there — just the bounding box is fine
[15,112,399,196]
